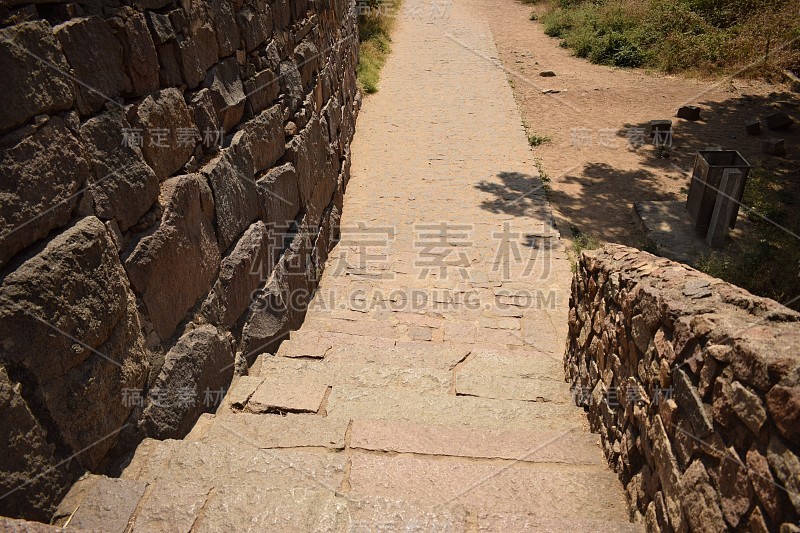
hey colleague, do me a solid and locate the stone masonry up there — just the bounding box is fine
[566,244,800,532]
[0,0,359,520]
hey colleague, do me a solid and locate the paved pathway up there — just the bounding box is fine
[57,0,638,530]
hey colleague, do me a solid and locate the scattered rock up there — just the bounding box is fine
[765,111,793,130]
[677,106,701,121]
[762,138,786,156]
[539,70,556,77]
[745,119,761,136]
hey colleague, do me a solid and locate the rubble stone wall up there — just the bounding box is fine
[0,0,360,520]
[566,244,800,532]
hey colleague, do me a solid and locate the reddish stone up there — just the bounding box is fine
[766,385,800,445]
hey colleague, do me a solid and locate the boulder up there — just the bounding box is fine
[116,12,159,96]
[0,21,74,132]
[0,117,90,267]
[677,105,701,121]
[79,108,160,231]
[124,175,220,341]
[0,216,149,470]
[128,88,196,179]
[143,325,234,439]
[54,16,131,115]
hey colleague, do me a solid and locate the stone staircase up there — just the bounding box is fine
[50,279,640,531]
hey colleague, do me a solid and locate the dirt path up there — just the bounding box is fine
[479,0,799,249]
[54,0,643,529]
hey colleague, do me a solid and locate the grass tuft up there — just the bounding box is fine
[357,1,399,94]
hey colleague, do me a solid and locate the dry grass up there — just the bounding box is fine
[357,0,400,93]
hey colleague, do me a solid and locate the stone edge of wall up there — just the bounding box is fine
[566,243,800,532]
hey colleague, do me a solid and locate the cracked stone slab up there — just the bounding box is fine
[131,480,209,532]
[246,378,329,413]
[276,337,333,358]
[348,452,629,520]
[350,420,605,464]
[476,512,644,532]
[66,476,146,532]
[324,343,470,370]
[203,413,346,449]
[455,350,570,403]
[224,375,264,410]
[325,387,586,431]
[258,356,452,394]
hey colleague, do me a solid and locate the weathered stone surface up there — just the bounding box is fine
[128,87,196,179]
[55,17,131,115]
[0,117,90,267]
[718,447,754,528]
[242,104,285,173]
[201,142,260,252]
[207,412,346,449]
[224,375,264,409]
[79,108,160,231]
[767,385,800,444]
[673,367,714,438]
[155,41,183,87]
[117,12,159,96]
[204,57,245,133]
[176,23,218,88]
[747,448,783,524]
[244,69,280,115]
[0,217,149,469]
[130,479,209,532]
[236,3,271,52]
[680,460,726,533]
[0,366,70,522]
[279,60,304,114]
[350,420,605,464]
[207,0,239,57]
[202,221,271,328]
[64,476,146,532]
[189,88,221,149]
[284,116,338,226]
[146,11,175,44]
[730,380,767,434]
[124,175,220,340]
[348,452,629,519]
[246,378,328,413]
[0,21,74,132]
[766,435,800,514]
[257,163,302,229]
[143,325,234,439]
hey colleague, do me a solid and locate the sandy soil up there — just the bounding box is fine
[478,0,800,250]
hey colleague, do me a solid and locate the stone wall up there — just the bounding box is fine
[566,244,800,532]
[0,0,359,521]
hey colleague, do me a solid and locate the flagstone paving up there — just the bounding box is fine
[53,0,639,529]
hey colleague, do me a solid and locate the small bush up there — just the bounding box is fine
[357,1,398,93]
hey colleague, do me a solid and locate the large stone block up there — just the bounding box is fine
[201,141,260,252]
[204,57,246,133]
[116,11,159,96]
[242,104,284,173]
[0,366,71,522]
[80,108,160,231]
[128,87,196,179]
[124,175,220,341]
[257,162,301,230]
[0,216,149,470]
[236,2,272,52]
[207,0,239,57]
[202,221,272,328]
[176,23,218,88]
[243,69,280,115]
[143,325,234,439]
[0,117,90,267]
[54,16,131,115]
[284,116,338,227]
[0,20,74,133]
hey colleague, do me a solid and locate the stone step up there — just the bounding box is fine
[348,419,605,465]
[52,474,145,532]
[324,386,588,431]
[347,451,630,521]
